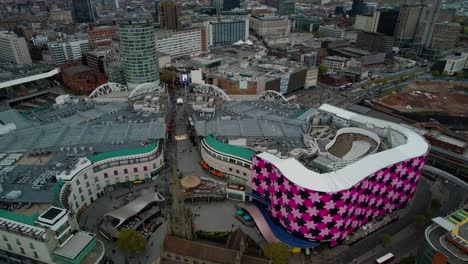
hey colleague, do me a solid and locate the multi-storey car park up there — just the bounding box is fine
[188,86,429,248]
[0,91,168,264]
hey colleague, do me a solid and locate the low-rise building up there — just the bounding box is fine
[319,25,346,38]
[88,26,117,47]
[330,47,386,65]
[49,10,73,24]
[443,55,468,75]
[61,62,108,93]
[418,208,468,264]
[249,15,290,37]
[322,55,348,73]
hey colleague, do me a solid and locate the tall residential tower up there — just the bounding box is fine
[118,15,159,89]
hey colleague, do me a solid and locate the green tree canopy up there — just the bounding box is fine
[432,70,440,77]
[455,72,464,79]
[264,242,290,264]
[318,64,328,76]
[441,71,449,77]
[117,229,147,255]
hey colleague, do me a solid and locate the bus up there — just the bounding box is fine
[376,253,394,264]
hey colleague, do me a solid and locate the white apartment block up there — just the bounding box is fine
[305,67,318,89]
[444,55,468,75]
[322,56,348,73]
[319,25,346,39]
[0,206,105,264]
[0,31,32,65]
[48,39,90,65]
[249,15,290,37]
[156,29,203,58]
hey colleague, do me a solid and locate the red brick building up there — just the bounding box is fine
[61,62,107,93]
[88,26,117,47]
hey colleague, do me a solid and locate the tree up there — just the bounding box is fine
[381,234,392,247]
[117,229,147,255]
[431,70,440,77]
[464,72,468,79]
[455,72,464,79]
[318,64,328,77]
[441,71,449,77]
[415,214,427,226]
[264,242,290,264]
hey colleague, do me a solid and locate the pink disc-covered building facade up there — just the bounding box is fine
[249,104,430,246]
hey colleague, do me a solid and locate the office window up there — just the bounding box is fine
[2,235,7,241]
[114,170,118,176]
[94,177,99,182]
[78,187,83,193]
[88,189,92,196]
[104,172,109,178]
[134,167,138,173]
[76,179,81,185]
[236,170,239,174]
[20,247,25,254]
[125,176,130,182]
[84,173,88,179]
[80,194,85,202]
[34,251,38,258]
[29,242,34,249]
[85,181,90,187]
[7,243,11,250]
[144,166,148,171]
[97,184,101,190]
[124,168,128,174]
[16,239,21,245]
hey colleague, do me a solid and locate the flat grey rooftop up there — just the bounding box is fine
[0,97,166,203]
[53,231,96,259]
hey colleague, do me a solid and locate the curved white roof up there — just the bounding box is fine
[257,104,430,193]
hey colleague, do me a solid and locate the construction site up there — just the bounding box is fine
[372,80,468,124]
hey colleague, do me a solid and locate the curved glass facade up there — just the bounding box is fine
[118,16,160,89]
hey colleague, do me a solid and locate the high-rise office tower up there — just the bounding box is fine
[420,0,443,48]
[223,0,240,11]
[159,0,180,30]
[395,2,427,41]
[72,0,96,23]
[265,0,295,16]
[351,0,365,16]
[376,10,399,37]
[0,31,32,65]
[118,15,159,89]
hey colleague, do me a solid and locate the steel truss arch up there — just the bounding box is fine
[89,82,128,98]
[193,84,232,101]
[128,82,166,99]
[258,90,288,103]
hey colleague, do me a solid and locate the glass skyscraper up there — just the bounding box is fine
[72,0,95,23]
[118,15,160,89]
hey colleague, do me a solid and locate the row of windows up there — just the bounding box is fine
[4,243,39,259]
[92,150,161,173]
[202,143,251,169]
